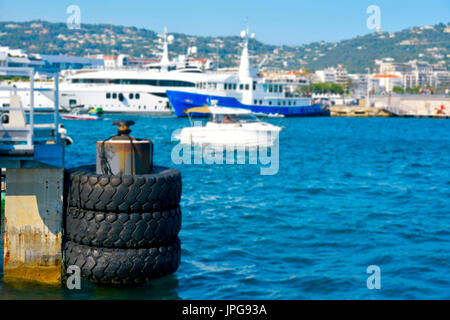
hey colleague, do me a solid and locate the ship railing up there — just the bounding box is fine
[0,67,61,157]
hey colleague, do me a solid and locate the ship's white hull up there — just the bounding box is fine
[0,82,55,110]
[0,82,180,113]
[176,122,282,148]
[59,84,175,113]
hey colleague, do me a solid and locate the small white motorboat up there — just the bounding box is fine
[61,113,99,120]
[175,106,283,148]
[61,107,103,120]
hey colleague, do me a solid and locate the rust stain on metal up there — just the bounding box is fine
[3,168,64,285]
[4,225,62,284]
[3,265,61,286]
[4,228,10,266]
[96,140,152,175]
[4,249,10,266]
[18,232,22,252]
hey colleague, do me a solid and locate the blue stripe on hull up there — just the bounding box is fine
[166,90,329,117]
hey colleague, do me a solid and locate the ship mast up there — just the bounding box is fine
[160,27,173,72]
[239,22,256,79]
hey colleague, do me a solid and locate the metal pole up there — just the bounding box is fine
[29,69,34,147]
[216,45,219,70]
[366,68,370,108]
[54,72,60,145]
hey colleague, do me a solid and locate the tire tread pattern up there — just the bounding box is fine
[65,206,181,248]
[67,165,182,212]
[64,239,181,285]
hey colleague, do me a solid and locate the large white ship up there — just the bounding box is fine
[0,30,208,113]
[60,68,199,113]
[58,30,206,113]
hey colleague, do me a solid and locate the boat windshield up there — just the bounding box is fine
[71,108,85,115]
[212,114,260,124]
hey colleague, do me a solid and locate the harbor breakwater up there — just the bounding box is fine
[371,95,450,117]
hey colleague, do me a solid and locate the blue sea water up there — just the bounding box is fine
[1,115,449,299]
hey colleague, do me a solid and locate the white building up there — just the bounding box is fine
[35,54,103,71]
[432,71,450,89]
[0,50,7,68]
[315,68,336,83]
[88,54,129,68]
[375,58,449,90]
[348,73,369,97]
[0,46,44,75]
[0,46,103,76]
[315,64,348,86]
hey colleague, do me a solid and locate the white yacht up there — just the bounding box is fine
[60,68,200,113]
[166,28,326,117]
[0,30,208,113]
[57,30,206,113]
[0,82,55,111]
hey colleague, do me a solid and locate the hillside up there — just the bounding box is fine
[0,20,449,73]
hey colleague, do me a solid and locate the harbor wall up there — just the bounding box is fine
[329,106,391,117]
[3,168,63,285]
[371,96,450,116]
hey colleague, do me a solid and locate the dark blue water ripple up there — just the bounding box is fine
[2,116,448,300]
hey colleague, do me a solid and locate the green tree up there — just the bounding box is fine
[393,86,404,94]
[405,86,421,94]
[330,83,344,94]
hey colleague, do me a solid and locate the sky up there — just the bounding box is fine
[0,0,448,46]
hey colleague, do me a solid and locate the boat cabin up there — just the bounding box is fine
[211,113,259,124]
[184,106,260,124]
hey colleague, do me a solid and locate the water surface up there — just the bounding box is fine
[1,116,449,299]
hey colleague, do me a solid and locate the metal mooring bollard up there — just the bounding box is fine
[96,120,153,175]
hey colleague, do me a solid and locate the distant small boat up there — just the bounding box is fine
[61,113,99,120]
[253,112,285,118]
[61,107,103,120]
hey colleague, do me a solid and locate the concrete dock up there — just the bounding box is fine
[3,168,63,285]
[330,95,449,118]
[371,95,450,118]
[1,67,64,285]
[329,106,392,117]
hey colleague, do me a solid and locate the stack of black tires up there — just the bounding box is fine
[64,165,182,285]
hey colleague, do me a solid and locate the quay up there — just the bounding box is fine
[372,95,450,118]
[329,106,392,117]
[329,95,449,118]
[0,67,64,285]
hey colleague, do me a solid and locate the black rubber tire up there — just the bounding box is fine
[66,165,182,212]
[64,238,181,285]
[65,206,181,248]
